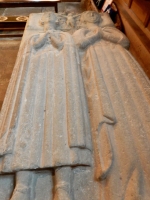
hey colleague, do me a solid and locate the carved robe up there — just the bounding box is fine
[73,26,150,199]
[0,30,92,173]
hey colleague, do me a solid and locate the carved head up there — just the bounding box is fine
[40,12,59,30]
[80,11,102,25]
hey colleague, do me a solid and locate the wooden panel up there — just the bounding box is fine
[61,0,80,1]
[144,14,150,27]
[123,0,129,4]
[122,11,150,78]
[113,0,150,79]
[128,0,132,7]
[148,21,150,31]
[0,0,60,3]
[122,0,133,7]
[131,0,149,24]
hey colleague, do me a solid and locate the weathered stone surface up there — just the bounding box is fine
[26,11,114,32]
[0,11,150,200]
[0,174,14,199]
[0,12,94,200]
[73,11,150,200]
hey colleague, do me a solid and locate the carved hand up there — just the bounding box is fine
[50,35,64,51]
[32,34,48,50]
[78,28,101,49]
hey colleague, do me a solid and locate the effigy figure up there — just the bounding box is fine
[0,12,92,200]
[73,11,150,200]
[0,10,150,200]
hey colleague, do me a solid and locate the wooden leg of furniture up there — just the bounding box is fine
[55,3,58,13]
[0,33,23,37]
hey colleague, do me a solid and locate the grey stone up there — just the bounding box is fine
[0,10,150,200]
[73,11,150,200]
[0,174,14,200]
[0,11,93,200]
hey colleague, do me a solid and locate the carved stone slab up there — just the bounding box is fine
[0,11,150,200]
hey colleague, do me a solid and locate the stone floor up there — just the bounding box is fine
[0,39,20,109]
[0,2,85,111]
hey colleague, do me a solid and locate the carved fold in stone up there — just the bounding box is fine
[73,11,150,199]
[0,30,92,173]
[96,123,113,180]
[124,168,143,200]
[0,10,150,200]
[79,42,116,180]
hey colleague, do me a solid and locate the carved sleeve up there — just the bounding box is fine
[102,26,130,49]
[73,28,101,49]
[32,33,48,50]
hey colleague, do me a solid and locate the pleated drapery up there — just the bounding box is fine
[0,31,92,173]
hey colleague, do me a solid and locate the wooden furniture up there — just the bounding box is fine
[0,16,26,37]
[0,0,60,36]
[0,0,60,12]
[114,0,150,79]
[122,0,150,27]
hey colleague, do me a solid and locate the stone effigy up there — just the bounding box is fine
[73,11,150,200]
[0,10,150,200]
[0,12,93,200]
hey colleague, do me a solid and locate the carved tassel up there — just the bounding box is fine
[95,122,113,180]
